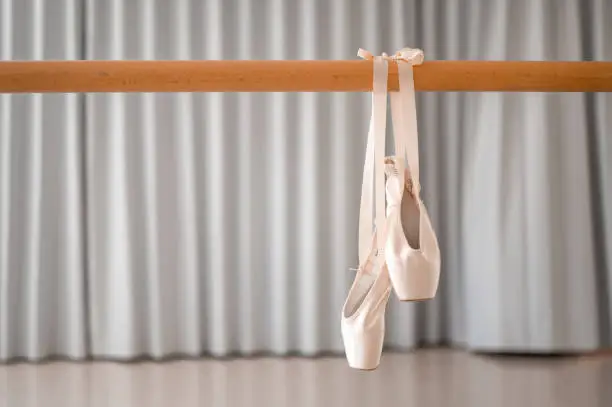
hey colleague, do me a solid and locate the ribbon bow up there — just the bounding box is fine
[357,47,424,65]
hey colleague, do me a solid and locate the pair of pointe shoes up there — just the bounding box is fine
[341,157,440,371]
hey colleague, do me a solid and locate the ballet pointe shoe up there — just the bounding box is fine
[341,248,391,370]
[343,53,391,369]
[384,157,441,301]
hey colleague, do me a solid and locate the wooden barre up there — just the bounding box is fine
[1,60,611,93]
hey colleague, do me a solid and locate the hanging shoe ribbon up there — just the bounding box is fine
[355,47,424,270]
[358,46,424,199]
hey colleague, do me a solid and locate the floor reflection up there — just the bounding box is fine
[1,349,611,407]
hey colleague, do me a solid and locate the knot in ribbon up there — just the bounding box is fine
[357,47,424,65]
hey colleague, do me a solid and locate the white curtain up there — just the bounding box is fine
[1,0,611,361]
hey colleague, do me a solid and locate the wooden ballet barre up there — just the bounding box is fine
[0,60,611,93]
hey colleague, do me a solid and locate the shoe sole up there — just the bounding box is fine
[398,297,433,302]
[350,365,379,371]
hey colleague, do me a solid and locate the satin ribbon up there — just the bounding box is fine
[356,47,424,270]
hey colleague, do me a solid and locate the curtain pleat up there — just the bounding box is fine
[0,0,86,360]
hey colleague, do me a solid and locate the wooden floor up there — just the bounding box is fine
[1,349,611,407]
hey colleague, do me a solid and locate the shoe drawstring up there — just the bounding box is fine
[349,249,385,273]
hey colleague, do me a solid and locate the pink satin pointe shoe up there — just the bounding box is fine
[341,241,391,370]
[384,157,441,301]
[341,55,391,371]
